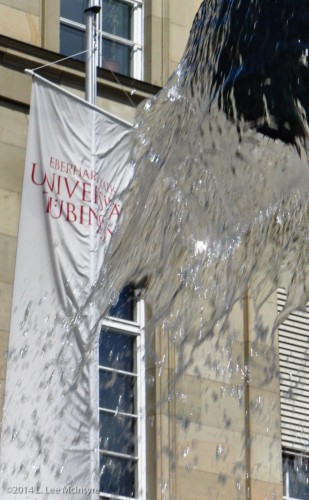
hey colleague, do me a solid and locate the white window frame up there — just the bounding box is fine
[60,0,144,79]
[99,294,146,500]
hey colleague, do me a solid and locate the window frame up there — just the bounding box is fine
[99,293,146,500]
[60,0,144,79]
[283,450,309,500]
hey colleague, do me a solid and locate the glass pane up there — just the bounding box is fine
[100,454,136,497]
[103,0,133,40]
[99,329,134,372]
[283,454,309,499]
[108,285,134,320]
[99,369,135,413]
[101,37,132,76]
[60,24,85,61]
[60,0,87,25]
[100,411,135,455]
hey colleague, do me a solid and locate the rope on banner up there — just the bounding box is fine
[28,48,93,72]
[27,50,138,108]
[107,68,138,108]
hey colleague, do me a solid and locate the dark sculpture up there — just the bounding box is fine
[183,0,309,146]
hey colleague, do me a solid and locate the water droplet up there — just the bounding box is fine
[216,444,224,459]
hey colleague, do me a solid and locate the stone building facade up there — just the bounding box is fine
[0,1,307,499]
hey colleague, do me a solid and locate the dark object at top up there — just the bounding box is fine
[183,0,309,146]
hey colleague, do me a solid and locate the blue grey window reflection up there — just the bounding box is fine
[283,453,309,500]
[60,0,137,76]
[103,0,132,40]
[60,0,87,24]
[108,285,134,321]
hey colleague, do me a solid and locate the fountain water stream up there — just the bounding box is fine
[105,0,309,367]
[97,0,309,496]
[2,0,309,498]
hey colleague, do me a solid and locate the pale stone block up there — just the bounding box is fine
[174,376,247,434]
[0,143,25,194]
[250,478,283,500]
[169,0,197,30]
[145,367,158,416]
[42,0,60,52]
[0,282,12,332]
[194,0,203,15]
[0,5,40,46]
[249,387,281,439]
[0,0,40,15]
[0,67,32,107]
[249,434,282,483]
[175,374,202,424]
[157,368,178,417]
[169,23,191,65]
[247,294,279,346]
[145,403,157,499]
[0,105,29,149]
[169,59,179,77]
[177,421,246,477]
[263,289,278,307]
[0,233,17,285]
[0,329,9,377]
[229,299,246,334]
[0,188,21,238]
[145,15,165,86]
[144,14,155,82]
[0,329,9,349]
[246,341,281,392]
[155,414,177,498]
[182,336,245,385]
[176,467,246,500]
[199,379,246,432]
[150,0,164,19]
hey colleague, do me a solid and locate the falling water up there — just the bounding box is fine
[2,0,309,498]
[97,0,309,368]
[97,0,309,497]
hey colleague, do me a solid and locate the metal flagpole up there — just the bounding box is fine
[85,0,101,105]
[84,2,101,498]
[84,0,101,287]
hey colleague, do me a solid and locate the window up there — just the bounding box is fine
[283,452,309,500]
[99,286,146,499]
[278,289,309,499]
[60,0,143,79]
[278,288,309,451]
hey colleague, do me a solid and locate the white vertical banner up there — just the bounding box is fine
[0,75,133,499]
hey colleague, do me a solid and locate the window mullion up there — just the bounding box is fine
[100,449,138,461]
[101,31,137,47]
[101,317,140,335]
[120,0,143,6]
[99,364,137,377]
[136,298,146,499]
[132,2,143,79]
[60,17,86,31]
[99,406,138,419]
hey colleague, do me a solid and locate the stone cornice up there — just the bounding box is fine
[0,35,161,108]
